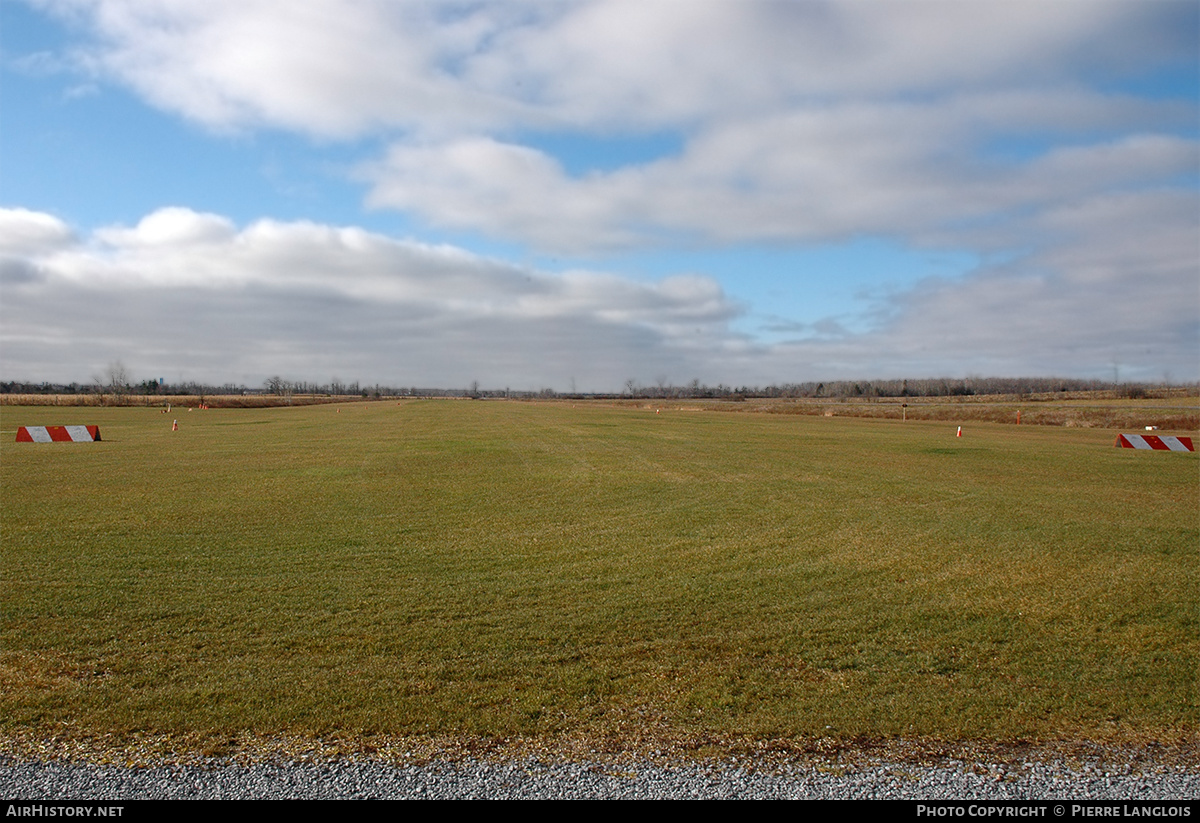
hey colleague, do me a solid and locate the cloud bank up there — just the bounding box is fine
[42,0,1194,138]
[3,206,1194,389]
[1,207,744,389]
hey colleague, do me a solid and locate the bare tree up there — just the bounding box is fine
[95,361,131,405]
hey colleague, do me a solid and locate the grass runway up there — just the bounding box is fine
[2,400,1196,753]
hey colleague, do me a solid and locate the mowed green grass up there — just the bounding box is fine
[1,401,1196,745]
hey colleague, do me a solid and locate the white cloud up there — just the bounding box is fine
[362,96,1197,253]
[30,1,1197,257]
[33,0,534,137]
[361,137,654,251]
[2,206,1195,388]
[760,188,1200,381]
[95,207,237,248]
[0,208,76,256]
[34,0,1194,136]
[0,208,746,388]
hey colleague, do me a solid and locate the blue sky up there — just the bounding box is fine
[2,0,1197,391]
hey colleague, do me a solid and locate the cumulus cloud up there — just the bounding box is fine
[94,207,237,248]
[35,0,1194,136]
[361,137,657,252]
[30,1,1197,253]
[755,186,1200,381]
[0,209,76,289]
[362,95,1197,253]
[2,206,1195,388]
[30,0,534,136]
[0,208,746,388]
[0,208,76,256]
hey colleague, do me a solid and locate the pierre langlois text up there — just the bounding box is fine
[917,807,1191,818]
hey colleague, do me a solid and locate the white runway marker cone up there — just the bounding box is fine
[956,426,962,437]
[172,419,178,431]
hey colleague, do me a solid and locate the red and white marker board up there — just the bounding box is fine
[15,425,102,442]
[1114,434,1194,452]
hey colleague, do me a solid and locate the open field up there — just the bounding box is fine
[3,387,1197,430]
[606,391,1200,431]
[1,400,1196,761]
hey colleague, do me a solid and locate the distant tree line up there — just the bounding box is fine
[2,373,1194,402]
[0,372,542,401]
[614,376,1193,400]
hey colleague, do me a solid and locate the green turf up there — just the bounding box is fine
[2,401,1196,745]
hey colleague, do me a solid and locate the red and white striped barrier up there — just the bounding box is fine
[15,425,101,443]
[1114,434,1194,452]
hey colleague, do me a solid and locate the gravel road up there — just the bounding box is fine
[4,756,1198,799]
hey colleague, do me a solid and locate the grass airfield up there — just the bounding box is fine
[2,400,1196,758]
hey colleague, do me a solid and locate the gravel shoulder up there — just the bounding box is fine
[4,757,1199,800]
[3,737,1198,800]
